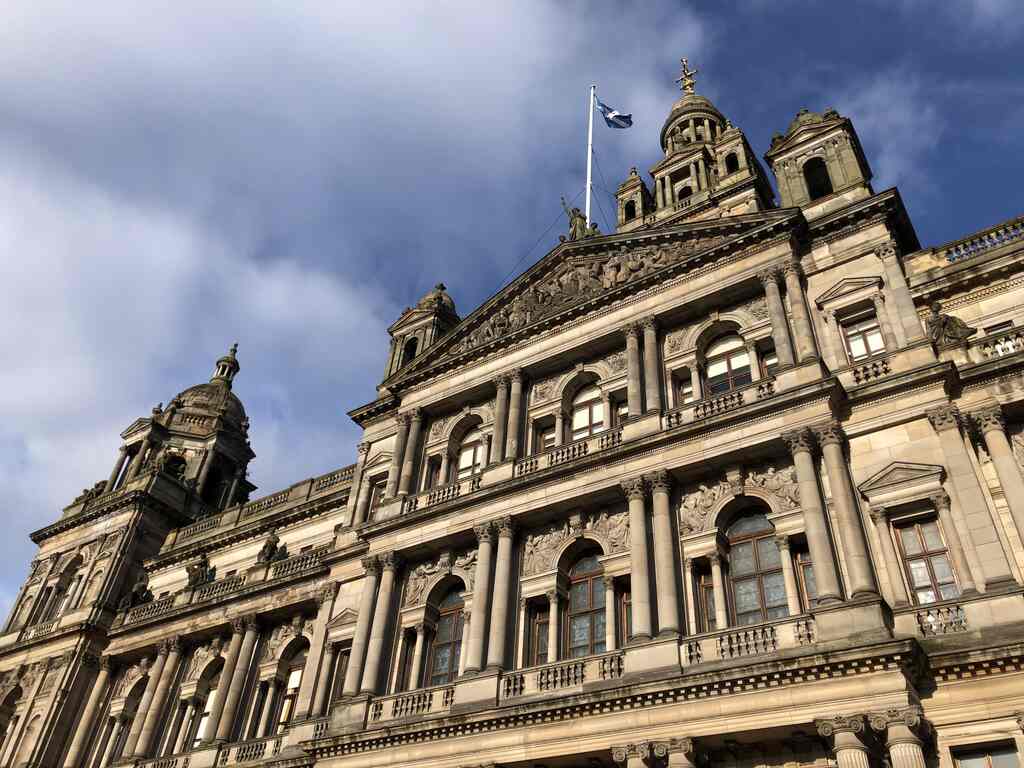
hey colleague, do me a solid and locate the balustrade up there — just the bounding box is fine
[217,734,284,765]
[500,651,624,700]
[368,684,455,724]
[942,215,1024,263]
[125,595,176,625]
[549,441,589,467]
[973,327,1024,360]
[851,356,891,384]
[193,573,245,602]
[916,603,967,636]
[794,618,816,645]
[717,625,778,659]
[427,480,462,506]
[139,756,190,768]
[314,465,354,492]
[693,390,745,419]
[178,515,220,541]
[270,545,329,579]
[242,490,290,519]
[20,619,58,642]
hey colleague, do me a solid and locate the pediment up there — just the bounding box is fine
[388,209,799,387]
[815,276,882,308]
[326,607,358,629]
[859,462,945,498]
[766,116,847,158]
[120,418,151,440]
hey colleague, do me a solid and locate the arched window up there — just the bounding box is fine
[426,587,465,686]
[570,385,606,441]
[192,670,221,747]
[725,152,740,175]
[678,185,694,200]
[276,644,308,733]
[401,337,419,367]
[623,199,637,222]
[704,335,752,395]
[456,428,484,480]
[0,686,21,759]
[565,552,606,658]
[727,513,788,625]
[803,157,833,201]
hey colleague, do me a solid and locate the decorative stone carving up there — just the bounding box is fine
[741,295,769,320]
[926,405,961,433]
[678,479,731,534]
[118,573,153,610]
[186,554,216,588]
[531,377,558,403]
[404,548,478,607]
[521,508,629,576]
[261,615,308,661]
[114,658,150,698]
[429,413,456,440]
[926,301,977,347]
[815,714,865,737]
[256,532,288,564]
[602,349,628,373]
[746,463,800,508]
[868,706,922,733]
[972,407,1005,435]
[184,638,224,682]
[812,419,845,446]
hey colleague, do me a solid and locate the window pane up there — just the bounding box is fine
[569,581,589,610]
[730,350,751,369]
[572,409,589,430]
[939,583,960,601]
[931,554,955,584]
[459,448,474,469]
[757,538,782,569]
[594,611,606,640]
[570,616,590,648]
[570,555,601,576]
[866,329,885,353]
[916,588,937,604]
[731,542,756,575]
[957,753,992,768]
[707,359,729,378]
[436,614,452,642]
[908,559,931,587]
[737,610,762,626]
[729,514,772,536]
[900,527,923,555]
[733,578,761,614]
[921,521,943,550]
[765,605,789,620]
[847,335,867,359]
[591,402,605,425]
[991,747,1021,768]
[802,564,818,603]
[432,646,450,676]
[762,573,788,608]
[707,336,745,356]
[593,580,605,608]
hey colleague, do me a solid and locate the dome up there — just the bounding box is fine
[171,382,248,431]
[417,283,457,315]
[660,92,727,151]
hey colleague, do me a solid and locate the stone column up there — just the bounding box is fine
[649,470,680,635]
[642,318,662,412]
[868,509,910,607]
[314,643,338,715]
[516,599,528,668]
[492,375,509,463]
[683,558,698,635]
[256,682,279,738]
[927,405,1015,588]
[398,409,424,496]
[758,267,796,368]
[603,576,617,651]
[782,428,842,603]
[458,611,471,676]
[104,447,129,493]
[709,553,728,630]
[775,536,802,615]
[816,715,870,768]
[360,553,399,694]
[195,448,214,497]
[352,474,374,526]
[224,468,244,507]
[342,556,380,697]
[974,406,1024,543]
[506,370,524,460]
[124,648,166,755]
[408,625,426,690]
[297,583,337,718]
[746,341,762,382]
[124,437,152,482]
[664,738,698,768]
[879,243,926,342]
[625,324,643,416]
[203,620,244,744]
[814,420,878,598]
[98,716,125,768]
[781,258,819,362]
[871,292,900,353]
[215,618,259,740]
[63,656,111,767]
[554,410,565,447]
[486,517,515,670]
[465,524,494,673]
[345,442,371,525]
[439,451,451,486]
[546,590,559,662]
[930,492,976,594]
[174,699,197,754]
[385,414,410,498]
[622,478,652,640]
[689,365,702,402]
[869,707,928,768]
[655,178,665,208]
[135,637,183,756]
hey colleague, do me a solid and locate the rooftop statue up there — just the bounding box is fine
[926,301,977,347]
[560,196,599,242]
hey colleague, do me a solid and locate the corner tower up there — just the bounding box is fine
[382,283,460,381]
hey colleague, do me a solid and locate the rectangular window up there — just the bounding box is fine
[537,427,556,453]
[761,350,779,377]
[842,314,886,362]
[678,380,695,405]
[795,550,817,609]
[954,745,1020,768]
[698,573,716,632]
[617,588,632,647]
[426,458,441,490]
[616,402,629,425]
[530,606,549,666]
[895,518,959,605]
[369,478,387,512]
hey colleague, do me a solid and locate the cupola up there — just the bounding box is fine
[382,283,461,380]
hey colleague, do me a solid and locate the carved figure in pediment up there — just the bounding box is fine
[404,556,445,607]
[926,301,977,347]
[679,480,731,534]
[118,574,152,610]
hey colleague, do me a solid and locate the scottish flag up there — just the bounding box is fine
[596,99,632,129]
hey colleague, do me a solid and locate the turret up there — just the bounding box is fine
[382,283,460,381]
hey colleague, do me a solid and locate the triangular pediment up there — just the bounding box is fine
[814,276,882,308]
[326,607,358,629]
[387,209,800,387]
[765,112,848,158]
[859,462,945,496]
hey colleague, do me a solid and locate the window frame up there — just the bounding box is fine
[455,430,484,481]
[563,554,606,659]
[425,591,465,687]
[704,336,753,395]
[529,603,550,667]
[726,515,789,626]
[570,386,607,441]
[893,517,959,605]
[952,743,1020,768]
[841,312,886,363]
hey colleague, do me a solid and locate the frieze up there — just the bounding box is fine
[262,615,309,662]
[679,461,799,534]
[184,637,224,682]
[521,508,629,577]
[403,548,478,607]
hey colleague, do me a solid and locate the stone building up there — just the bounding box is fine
[3,61,1024,768]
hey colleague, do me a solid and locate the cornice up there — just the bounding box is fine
[348,395,399,428]
[807,188,919,254]
[31,491,153,544]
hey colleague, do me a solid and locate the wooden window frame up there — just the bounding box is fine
[705,338,752,395]
[727,519,788,626]
[841,312,886,363]
[563,555,606,659]
[894,517,959,606]
[425,596,464,687]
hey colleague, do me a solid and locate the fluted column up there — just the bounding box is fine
[930,492,976,594]
[603,576,616,651]
[871,292,900,352]
[342,556,380,697]
[492,375,510,463]
[506,370,524,460]
[816,715,870,768]
[642,318,662,412]
[927,405,1014,588]
[649,471,679,635]
[879,243,926,342]
[216,618,259,741]
[465,524,494,673]
[360,552,399,694]
[782,428,842,603]
[124,648,166,755]
[868,509,910,607]
[385,414,410,498]
[398,409,424,496]
[758,267,796,369]
[869,707,927,768]
[776,536,802,615]
[813,420,878,598]
[546,590,559,661]
[408,625,426,690]
[625,324,643,416]
[203,620,244,743]
[352,472,374,526]
[135,637,183,755]
[973,406,1024,543]
[486,517,515,670]
[709,553,728,629]
[63,656,111,767]
[622,478,652,640]
[314,643,338,715]
[104,447,129,492]
[781,258,819,362]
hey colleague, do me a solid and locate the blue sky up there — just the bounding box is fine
[0,0,1021,612]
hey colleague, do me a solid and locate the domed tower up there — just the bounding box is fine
[382,283,460,380]
[102,344,256,512]
[617,58,774,232]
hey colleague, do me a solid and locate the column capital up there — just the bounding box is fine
[878,241,900,263]
[871,291,887,309]
[708,552,722,567]
[782,427,816,456]
[622,322,642,341]
[869,507,889,525]
[379,551,401,571]
[545,589,559,605]
[602,574,616,589]
[508,368,524,384]
[971,406,1005,435]
[757,265,782,286]
[648,469,672,494]
[231,617,246,634]
[99,655,113,672]
[357,441,371,456]
[413,621,426,637]
[812,419,845,447]
[396,412,412,429]
[317,581,339,606]
[117,444,129,455]
[620,476,648,501]
[495,516,515,538]
[774,534,791,550]
[473,522,494,543]
[662,737,695,757]
[868,706,923,734]
[160,636,183,655]
[929,492,951,513]
[408,408,424,423]
[493,373,509,388]
[641,316,658,332]
[815,713,866,737]
[926,405,961,433]
[361,554,382,574]
[780,256,803,279]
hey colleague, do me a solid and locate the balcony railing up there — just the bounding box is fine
[270,545,330,580]
[513,429,623,480]
[941,215,1024,263]
[851,355,892,384]
[20,619,59,642]
[242,490,290,519]
[970,326,1024,362]
[368,683,455,724]
[217,734,284,765]
[178,515,221,541]
[682,614,813,665]
[138,756,191,768]
[717,625,778,659]
[193,573,246,602]
[124,595,177,625]
[665,379,765,430]
[500,650,624,700]
[916,602,967,636]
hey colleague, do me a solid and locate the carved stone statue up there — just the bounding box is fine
[186,554,215,588]
[926,301,977,347]
[256,532,286,564]
[118,574,153,610]
[561,196,597,242]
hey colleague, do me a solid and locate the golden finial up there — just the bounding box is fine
[675,57,698,94]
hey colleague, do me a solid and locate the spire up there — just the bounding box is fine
[211,342,240,388]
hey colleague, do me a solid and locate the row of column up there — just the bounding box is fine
[757,259,819,370]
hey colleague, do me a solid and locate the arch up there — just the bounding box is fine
[555,536,606,574]
[558,370,601,416]
[711,495,776,535]
[678,185,694,200]
[275,635,311,678]
[424,574,467,610]
[446,413,484,450]
[803,156,833,201]
[623,200,637,222]
[14,713,40,765]
[401,337,419,367]
[725,152,740,174]
[196,655,225,688]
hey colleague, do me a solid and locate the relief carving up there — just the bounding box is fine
[261,615,308,662]
[679,461,800,534]
[679,479,731,535]
[403,548,477,607]
[521,508,629,576]
[184,637,224,682]
[746,463,800,508]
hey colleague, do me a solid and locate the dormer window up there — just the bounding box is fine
[803,156,833,201]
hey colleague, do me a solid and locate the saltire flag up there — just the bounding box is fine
[596,99,632,129]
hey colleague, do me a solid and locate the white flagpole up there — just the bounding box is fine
[585,84,595,227]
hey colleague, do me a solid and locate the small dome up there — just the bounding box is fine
[660,92,727,152]
[171,382,248,432]
[417,283,457,315]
